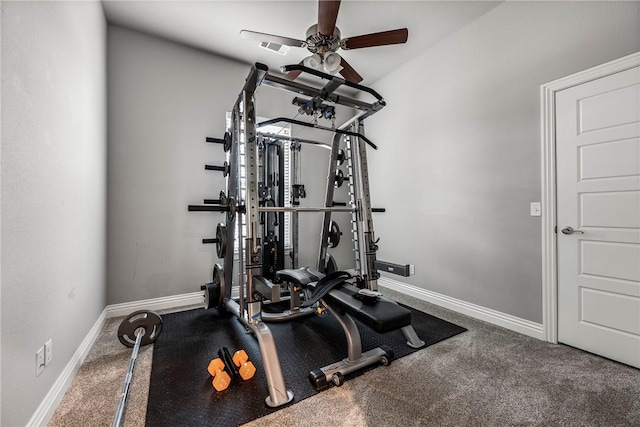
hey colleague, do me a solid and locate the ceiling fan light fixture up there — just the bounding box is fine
[303,53,323,70]
[323,52,342,74]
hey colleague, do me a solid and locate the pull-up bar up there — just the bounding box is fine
[257,117,378,150]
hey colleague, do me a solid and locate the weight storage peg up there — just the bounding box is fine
[187,195,240,222]
[205,161,230,177]
[206,131,231,152]
[202,190,228,206]
[334,169,350,188]
[332,202,385,213]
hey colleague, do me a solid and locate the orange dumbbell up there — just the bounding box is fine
[232,349,256,380]
[207,358,231,391]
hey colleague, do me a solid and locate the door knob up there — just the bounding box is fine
[561,226,584,235]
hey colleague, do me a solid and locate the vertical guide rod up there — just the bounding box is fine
[112,330,143,427]
[317,132,343,272]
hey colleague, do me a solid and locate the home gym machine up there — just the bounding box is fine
[188,62,424,406]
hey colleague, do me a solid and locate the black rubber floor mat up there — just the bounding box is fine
[145,304,466,427]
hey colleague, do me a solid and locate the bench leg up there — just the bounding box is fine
[308,300,393,391]
[325,301,363,361]
[401,325,426,348]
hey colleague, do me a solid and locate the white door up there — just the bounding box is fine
[556,66,640,368]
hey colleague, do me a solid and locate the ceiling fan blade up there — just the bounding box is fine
[240,30,307,48]
[284,61,305,81]
[342,28,408,50]
[338,57,363,84]
[318,0,341,36]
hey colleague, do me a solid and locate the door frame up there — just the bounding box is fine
[540,51,640,343]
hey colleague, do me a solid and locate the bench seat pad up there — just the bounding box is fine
[325,284,412,333]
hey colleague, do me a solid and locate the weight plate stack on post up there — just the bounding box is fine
[201,263,225,310]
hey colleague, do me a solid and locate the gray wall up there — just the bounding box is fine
[107,26,355,304]
[365,1,640,323]
[1,2,107,426]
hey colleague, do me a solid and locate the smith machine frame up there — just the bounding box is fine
[190,62,423,407]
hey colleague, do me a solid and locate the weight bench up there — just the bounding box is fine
[276,267,425,390]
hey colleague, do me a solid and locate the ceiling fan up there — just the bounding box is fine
[239,0,408,84]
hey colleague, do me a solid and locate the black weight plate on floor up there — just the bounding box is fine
[117,310,162,348]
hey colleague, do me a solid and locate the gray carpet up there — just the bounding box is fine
[48,288,640,427]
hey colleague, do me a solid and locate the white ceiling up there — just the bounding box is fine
[102,0,503,86]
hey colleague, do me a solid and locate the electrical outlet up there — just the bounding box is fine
[410,264,415,275]
[45,339,53,366]
[36,346,45,376]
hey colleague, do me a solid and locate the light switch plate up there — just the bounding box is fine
[36,346,45,376]
[45,339,53,366]
[530,202,541,217]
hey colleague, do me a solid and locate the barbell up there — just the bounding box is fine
[113,310,163,427]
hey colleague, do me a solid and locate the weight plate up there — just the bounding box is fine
[219,190,228,209]
[223,131,231,152]
[216,223,227,258]
[227,197,237,222]
[203,281,221,309]
[117,310,163,348]
[213,263,226,307]
[334,169,345,188]
[328,220,342,248]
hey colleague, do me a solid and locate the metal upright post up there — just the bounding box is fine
[349,120,379,290]
[345,134,360,273]
[223,100,241,302]
[242,80,263,321]
[317,132,343,272]
[290,142,300,268]
[224,63,293,408]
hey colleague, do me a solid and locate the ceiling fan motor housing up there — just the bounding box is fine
[305,24,341,54]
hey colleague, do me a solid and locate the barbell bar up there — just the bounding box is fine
[113,311,163,427]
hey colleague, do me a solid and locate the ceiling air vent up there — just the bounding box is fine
[258,41,290,55]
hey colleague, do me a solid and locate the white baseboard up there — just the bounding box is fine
[27,308,107,427]
[28,291,202,426]
[379,276,544,340]
[106,291,203,318]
